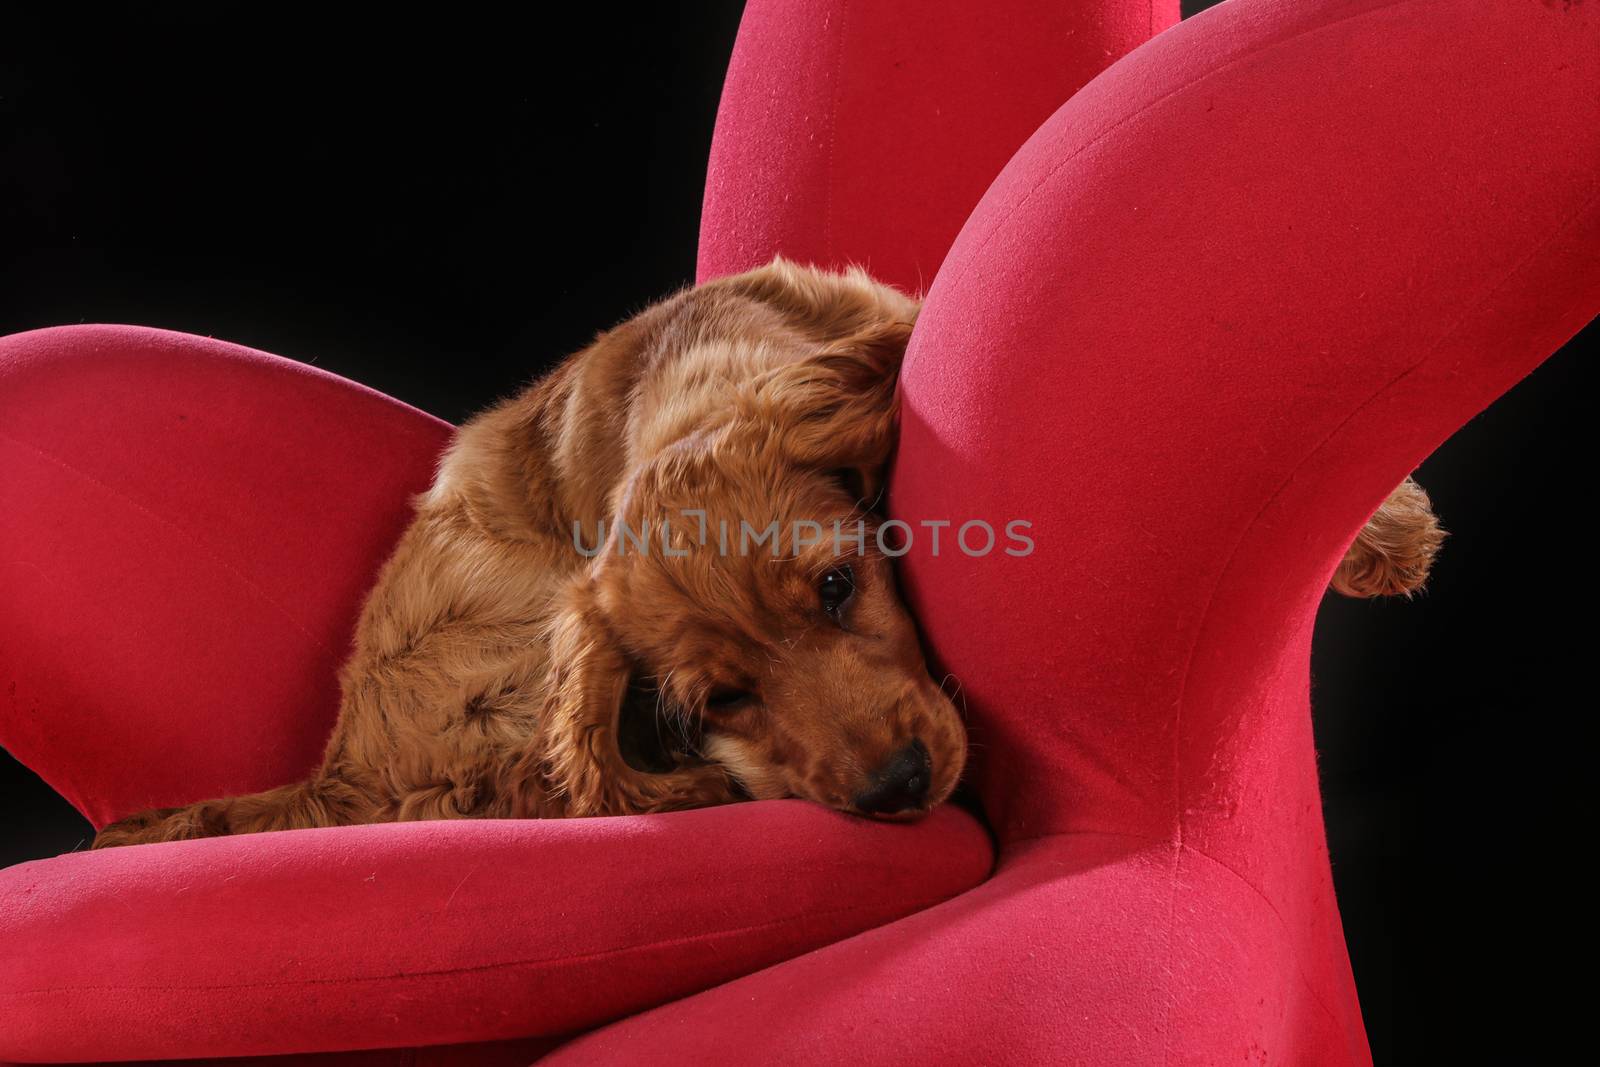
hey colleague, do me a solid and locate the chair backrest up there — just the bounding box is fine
[704,0,1600,866]
[0,325,452,828]
[891,0,1600,854]
[695,0,1598,1058]
[697,0,1179,295]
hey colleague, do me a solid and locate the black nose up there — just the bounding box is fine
[853,739,932,815]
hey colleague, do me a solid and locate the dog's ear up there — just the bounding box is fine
[514,580,729,817]
[746,319,912,504]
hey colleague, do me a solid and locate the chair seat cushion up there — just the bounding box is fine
[0,800,991,1062]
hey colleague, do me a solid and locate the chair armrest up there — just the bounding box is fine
[0,324,451,828]
[0,800,990,1061]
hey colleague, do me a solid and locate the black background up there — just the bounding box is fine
[2,6,1594,1064]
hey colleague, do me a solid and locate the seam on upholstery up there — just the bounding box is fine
[0,427,343,666]
[921,26,1447,1052]
[1178,843,1345,1033]
[984,185,1600,1067]
[1156,157,1600,1067]
[1167,173,1600,839]
[901,3,1600,1060]
[1003,827,1345,1035]
[1158,833,1182,1067]
[0,894,958,998]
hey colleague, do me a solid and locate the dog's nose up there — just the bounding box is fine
[854,739,932,815]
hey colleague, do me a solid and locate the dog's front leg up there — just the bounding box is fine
[539,727,739,817]
[512,584,742,817]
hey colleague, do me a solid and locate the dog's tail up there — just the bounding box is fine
[91,776,367,849]
[1331,476,1446,598]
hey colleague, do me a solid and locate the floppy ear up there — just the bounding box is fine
[515,579,733,817]
[747,319,913,503]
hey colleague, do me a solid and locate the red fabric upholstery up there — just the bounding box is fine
[0,325,452,830]
[698,0,1180,294]
[5,0,1596,1061]
[553,0,1600,1063]
[0,802,988,1061]
[0,327,992,1061]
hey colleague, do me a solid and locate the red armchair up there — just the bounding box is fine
[3,0,1596,1062]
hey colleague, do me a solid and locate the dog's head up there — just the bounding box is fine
[554,320,966,818]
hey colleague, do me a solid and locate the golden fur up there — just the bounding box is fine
[1331,476,1445,598]
[93,259,1440,848]
[95,260,962,846]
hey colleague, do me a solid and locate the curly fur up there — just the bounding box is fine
[95,259,962,848]
[1331,476,1445,598]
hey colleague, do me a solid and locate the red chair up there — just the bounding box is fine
[3,0,1595,1062]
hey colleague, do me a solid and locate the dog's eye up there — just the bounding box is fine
[705,687,753,711]
[817,564,855,618]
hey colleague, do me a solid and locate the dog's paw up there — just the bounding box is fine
[91,808,168,849]
[1331,477,1445,598]
[90,802,209,848]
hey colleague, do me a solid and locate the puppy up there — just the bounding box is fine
[95,260,962,847]
[93,259,1440,848]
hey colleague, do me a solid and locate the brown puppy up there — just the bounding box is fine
[95,260,961,847]
[93,259,1440,848]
